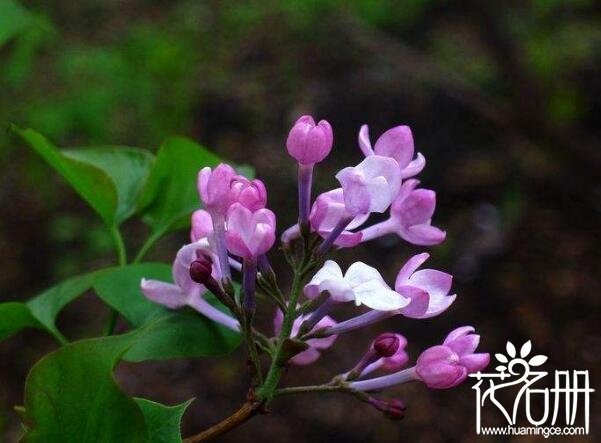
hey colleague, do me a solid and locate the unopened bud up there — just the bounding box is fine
[368,397,406,420]
[189,258,212,284]
[373,333,401,358]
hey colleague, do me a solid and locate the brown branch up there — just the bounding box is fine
[183,402,260,443]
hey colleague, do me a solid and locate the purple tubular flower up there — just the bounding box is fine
[358,124,426,179]
[286,115,333,226]
[225,203,276,259]
[286,115,333,165]
[198,164,237,215]
[336,155,402,216]
[229,175,267,212]
[359,179,446,246]
[394,253,456,319]
[310,189,369,246]
[197,164,238,282]
[415,326,489,389]
[140,242,239,331]
[273,309,338,365]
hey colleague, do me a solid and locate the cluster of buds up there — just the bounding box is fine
[140,115,489,420]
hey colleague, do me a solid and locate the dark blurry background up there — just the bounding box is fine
[1,1,600,441]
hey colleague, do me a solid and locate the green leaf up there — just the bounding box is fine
[27,271,100,341]
[0,271,100,343]
[0,0,33,47]
[10,125,155,226]
[22,334,148,442]
[92,263,241,361]
[124,308,241,362]
[137,136,221,236]
[10,125,117,226]
[63,147,154,224]
[135,398,193,443]
[93,263,170,327]
[0,302,44,340]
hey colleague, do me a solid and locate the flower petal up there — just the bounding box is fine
[408,269,452,300]
[444,326,475,345]
[373,125,414,169]
[396,285,430,318]
[401,152,426,178]
[446,334,480,356]
[358,124,374,156]
[354,280,410,311]
[459,353,490,373]
[401,224,446,246]
[395,253,429,287]
[141,279,188,309]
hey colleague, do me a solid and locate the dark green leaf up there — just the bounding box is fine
[135,398,193,443]
[63,147,154,224]
[27,271,100,341]
[92,263,241,361]
[93,263,170,327]
[0,272,99,343]
[137,136,221,236]
[10,125,155,226]
[0,302,44,340]
[10,125,117,226]
[124,308,241,362]
[22,334,147,443]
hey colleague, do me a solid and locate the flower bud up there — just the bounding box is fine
[229,176,267,212]
[286,115,333,165]
[198,164,237,215]
[373,333,402,358]
[225,203,276,259]
[368,397,406,420]
[189,257,212,285]
[415,326,489,389]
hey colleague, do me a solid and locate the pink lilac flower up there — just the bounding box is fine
[336,155,402,216]
[141,242,239,331]
[281,188,369,247]
[395,253,456,319]
[359,179,445,246]
[287,115,334,227]
[349,327,488,392]
[197,163,238,281]
[415,326,490,389]
[198,164,237,215]
[358,124,425,178]
[274,309,337,365]
[229,176,267,212]
[304,260,409,311]
[286,115,333,165]
[225,203,276,259]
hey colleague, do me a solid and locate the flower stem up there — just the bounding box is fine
[274,384,348,397]
[182,402,260,443]
[133,228,165,263]
[105,224,127,336]
[256,269,304,403]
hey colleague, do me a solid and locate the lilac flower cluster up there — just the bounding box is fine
[141,115,489,419]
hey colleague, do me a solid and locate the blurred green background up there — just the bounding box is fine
[1,0,600,441]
